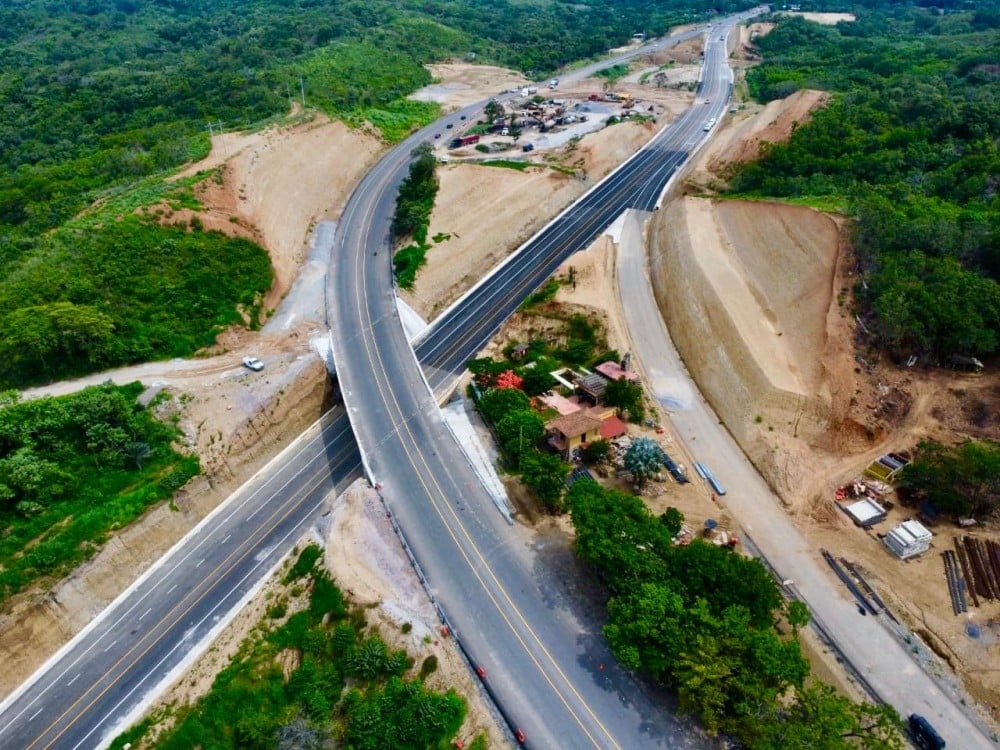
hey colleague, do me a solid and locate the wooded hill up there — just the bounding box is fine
[731,4,1000,361]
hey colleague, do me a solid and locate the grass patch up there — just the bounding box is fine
[521,278,562,308]
[393,244,429,291]
[480,159,533,171]
[594,63,630,83]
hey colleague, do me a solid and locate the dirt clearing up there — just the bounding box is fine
[170,113,383,313]
[404,52,702,321]
[410,62,530,109]
[781,12,856,25]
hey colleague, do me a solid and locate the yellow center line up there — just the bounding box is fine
[341,163,620,748]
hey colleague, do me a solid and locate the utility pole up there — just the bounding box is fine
[207,121,215,139]
[286,81,293,109]
[299,76,306,107]
[217,120,228,158]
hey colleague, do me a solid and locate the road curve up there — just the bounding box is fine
[328,20,754,749]
[0,15,750,750]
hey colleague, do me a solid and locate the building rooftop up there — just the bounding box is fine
[576,372,608,399]
[599,415,628,440]
[547,411,604,439]
[595,361,639,382]
[842,498,886,528]
[538,393,582,416]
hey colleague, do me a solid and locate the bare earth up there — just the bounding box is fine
[402,55,702,320]
[781,12,856,25]
[649,93,1000,724]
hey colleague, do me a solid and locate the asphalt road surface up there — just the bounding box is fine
[328,22,753,750]
[0,412,362,750]
[0,18,755,750]
[616,204,996,750]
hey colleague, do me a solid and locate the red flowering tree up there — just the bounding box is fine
[495,369,524,390]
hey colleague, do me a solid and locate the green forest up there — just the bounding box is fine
[113,545,474,750]
[0,383,198,604]
[731,6,1000,361]
[0,0,750,389]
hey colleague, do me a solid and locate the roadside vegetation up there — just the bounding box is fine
[0,215,273,388]
[392,145,440,290]
[729,6,1000,361]
[0,384,199,605]
[112,545,472,750]
[568,479,906,748]
[0,0,745,387]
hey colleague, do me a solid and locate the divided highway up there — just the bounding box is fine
[0,18,748,749]
[328,23,750,750]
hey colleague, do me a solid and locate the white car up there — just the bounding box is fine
[242,356,264,371]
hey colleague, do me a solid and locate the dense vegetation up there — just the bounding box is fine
[0,214,273,387]
[568,479,905,748]
[0,383,198,604]
[899,438,1000,517]
[731,7,1000,361]
[392,145,439,289]
[113,545,470,750]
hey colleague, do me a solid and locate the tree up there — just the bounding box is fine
[477,387,531,425]
[899,439,1000,516]
[604,377,645,422]
[581,439,610,465]
[496,410,544,467]
[509,123,522,142]
[495,369,523,390]
[518,367,556,396]
[659,507,684,536]
[483,99,503,123]
[624,437,661,486]
[519,450,568,511]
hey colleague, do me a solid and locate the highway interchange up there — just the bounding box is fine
[0,7,991,748]
[0,17,741,750]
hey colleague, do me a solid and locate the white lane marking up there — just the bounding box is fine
[138,608,151,621]
[166,584,177,595]
[66,674,80,687]
[195,558,205,568]
[103,640,117,653]
[29,709,42,721]
[221,534,231,544]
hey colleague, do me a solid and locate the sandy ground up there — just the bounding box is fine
[166,112,383,313]
[683,88,828,192]
[402,56,701,320]
[411,62,530,109]
[645,90,1000,723]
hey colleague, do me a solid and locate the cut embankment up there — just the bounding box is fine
[649,197,841,449]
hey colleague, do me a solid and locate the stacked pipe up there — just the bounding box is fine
[960,536,1000,603]
[942,550,968,615]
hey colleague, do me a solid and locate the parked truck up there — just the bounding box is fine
[449,134,480,149]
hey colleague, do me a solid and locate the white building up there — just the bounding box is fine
[884,520,933,559]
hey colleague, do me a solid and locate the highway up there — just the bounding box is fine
[0,412,362,749]
[328,22,748,750]
[0,18,749,750]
